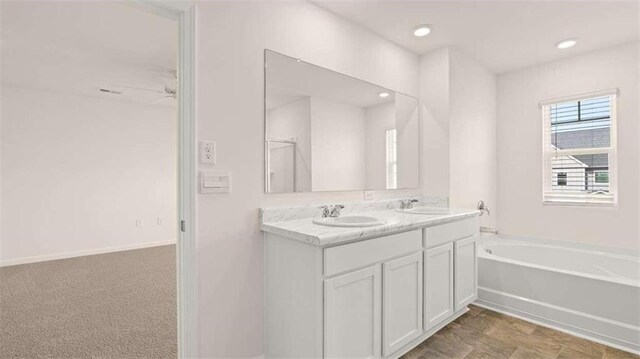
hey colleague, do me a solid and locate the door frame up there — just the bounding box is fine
[129,1,197,358]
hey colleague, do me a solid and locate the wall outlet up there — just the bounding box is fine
[364,190,375,200]
[136,219,143,227]
[157,217,164,225]
[200,141,216,164]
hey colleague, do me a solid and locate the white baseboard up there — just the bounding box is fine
[476,287,640,355]
[0,240,176,267]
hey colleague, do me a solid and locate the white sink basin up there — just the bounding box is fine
[397,207,453,215]
[312,215,386,228]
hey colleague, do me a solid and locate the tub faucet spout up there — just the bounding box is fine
[477,200,490,216]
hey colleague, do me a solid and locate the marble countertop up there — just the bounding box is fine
[261,207,480,246]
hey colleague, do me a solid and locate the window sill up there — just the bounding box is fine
[542,200,618,209]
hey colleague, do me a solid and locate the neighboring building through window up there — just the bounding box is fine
[557,172,567,186]
[595,171,609,184]
[385,128,397,189]
[541,90,618,205]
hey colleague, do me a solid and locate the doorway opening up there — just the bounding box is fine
[0,2,196,357]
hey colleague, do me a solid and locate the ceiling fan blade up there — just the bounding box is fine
[111,84,165,94]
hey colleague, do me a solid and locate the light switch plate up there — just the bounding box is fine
[200,141,216,164]
[200,170,231,194]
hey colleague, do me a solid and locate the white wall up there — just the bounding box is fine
[195,1,420,356]
[497,42,640,249]
[419,48,450,199]
[311,97,366,191]
[0,78,3,253]
[266,145,294,193]
[365,101,395,189]
[0,86,177,265]
[449,49,497,228]
[419,47,497,228]
[396,94,421,189]
[266,97,312,192]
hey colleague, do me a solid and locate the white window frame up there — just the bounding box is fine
[540,88,619,206]
[385,128,397,189]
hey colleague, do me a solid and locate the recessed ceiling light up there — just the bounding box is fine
[556,39,577,49]
[413,25,431,37]
[379,92,390,98]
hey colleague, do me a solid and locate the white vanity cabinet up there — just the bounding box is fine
[423,217,479,330]
[382,252,423,356]
[325,265,382,359]
[454,235,478,311]
[323,230,423,359]
[265,215,479,359]
[324,252,425,359]
[424,243,454,330]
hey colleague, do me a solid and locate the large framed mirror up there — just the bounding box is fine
[265,49,420,193]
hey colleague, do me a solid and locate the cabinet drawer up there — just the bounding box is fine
[324,230,422,277]
[424,217,479,249]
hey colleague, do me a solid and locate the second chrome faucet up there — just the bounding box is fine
[399,199,419,209]
[319,204,345,218]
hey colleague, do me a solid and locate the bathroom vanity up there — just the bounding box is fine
[262,203,480,359]
[262,48,478,358]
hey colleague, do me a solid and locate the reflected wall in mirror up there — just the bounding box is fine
[265,49,420,193]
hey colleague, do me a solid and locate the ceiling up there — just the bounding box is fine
[1,2,177,106]
[4,1,636,103]
[313,0,640,73]
[266,50,397,110]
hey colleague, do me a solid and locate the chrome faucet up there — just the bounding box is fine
[318,205,331,218]
[477,200,490,216]
[399,199,419,209]
[329,204,344,217]
[319,204,345,218]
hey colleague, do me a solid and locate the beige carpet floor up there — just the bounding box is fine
[0,245,177,358]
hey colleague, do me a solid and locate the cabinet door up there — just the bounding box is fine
[424,243,454,331]
[382,252,423,357]
[454,235,478,311]
[325,265,381,359]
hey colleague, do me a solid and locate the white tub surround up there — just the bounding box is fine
[262,200,480,359]
[477,235,640,355]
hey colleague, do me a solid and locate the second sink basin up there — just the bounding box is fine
[397,207,453,215]
[313,215,386,228]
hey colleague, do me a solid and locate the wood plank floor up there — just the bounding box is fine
[402,305,639,359]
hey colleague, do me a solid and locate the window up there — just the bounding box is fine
[595,171,609,184]
[385,128,397,189]
[557,172,567,186]
[541,89,618,205]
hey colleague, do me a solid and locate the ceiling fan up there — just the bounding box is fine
[111,83,177,102]
[109,70,178,103]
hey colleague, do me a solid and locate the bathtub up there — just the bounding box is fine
[477,235,640,354]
